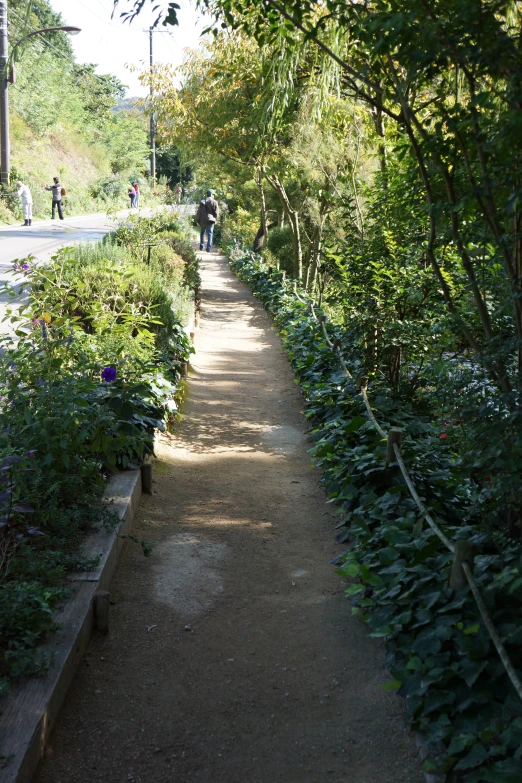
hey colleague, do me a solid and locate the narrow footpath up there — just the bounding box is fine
[36,252,422,783]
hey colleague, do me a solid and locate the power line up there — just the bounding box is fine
[8,3,180,90]
[8,5,120,86]
[76,0,140,31]
[77,0,174,36]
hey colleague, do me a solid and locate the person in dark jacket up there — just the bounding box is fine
[196,189,219,252]
[44,177,64,220]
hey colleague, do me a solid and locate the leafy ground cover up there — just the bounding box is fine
[0,212,197,696]
[229,248,522,783]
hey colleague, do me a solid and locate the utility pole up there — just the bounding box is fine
[0,0,9,185]
[149,27,155,185]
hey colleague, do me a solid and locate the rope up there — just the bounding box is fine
[360,384,387,439]
[321,319,334,348]
[292,281,308,305]
[462,562,522,700]
[392,443,455,553]
[283,274,521,701]
[337,352,353,379]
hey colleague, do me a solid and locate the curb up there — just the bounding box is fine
[0,469,143,783]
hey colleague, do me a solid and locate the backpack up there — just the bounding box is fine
[60,187,66,197]
[205,198,217,223]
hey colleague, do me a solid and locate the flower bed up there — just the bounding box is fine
[0,212,196,696]
[229,248,522,783]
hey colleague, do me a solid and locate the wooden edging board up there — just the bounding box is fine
[0,469,143,783]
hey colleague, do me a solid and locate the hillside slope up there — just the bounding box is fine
[0,0,154,223]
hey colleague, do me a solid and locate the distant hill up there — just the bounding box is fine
[115,97,145,112]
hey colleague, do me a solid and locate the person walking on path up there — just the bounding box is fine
[175,183,182,204]
[128,184,137,208]
[44,177,64,220]
[133,182,140,208]
[196,188,219,252]
[14,181,33,226]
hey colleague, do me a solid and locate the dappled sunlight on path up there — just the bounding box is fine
[36,251,423,783]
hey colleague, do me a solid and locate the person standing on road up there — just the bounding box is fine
[196,189,219,253]
[175,184,182,204]
[128,184,137,208]
[133,182,140,208]
[44,177,64,220]
[15,181,33,226]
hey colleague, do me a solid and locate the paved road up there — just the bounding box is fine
[0,206,192,329]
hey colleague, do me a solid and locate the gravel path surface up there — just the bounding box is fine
[35,251,423,783]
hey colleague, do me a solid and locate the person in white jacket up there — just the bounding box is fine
[15,181,33,226]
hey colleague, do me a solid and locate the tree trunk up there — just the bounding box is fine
[266,173,303,280]
[253,167,269,252]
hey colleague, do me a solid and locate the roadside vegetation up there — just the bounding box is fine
[120,0,522,778]
[0,211,198,696]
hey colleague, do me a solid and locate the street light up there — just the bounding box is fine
[8,27,82,83]
[0,1,81,184]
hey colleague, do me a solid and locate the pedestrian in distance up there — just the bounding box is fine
[44,177,64,220]
[14,180,33,226]
[175,184,182,204]
[196,189,219,253]
[133,182,140,208]
[128,185,137,208]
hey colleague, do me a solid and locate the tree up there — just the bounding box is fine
[124,0,522,391]
[73,67,126,132]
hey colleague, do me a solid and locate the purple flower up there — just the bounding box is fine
[28,450,36,457]
[22,263,30,275]
[101,366,117,383]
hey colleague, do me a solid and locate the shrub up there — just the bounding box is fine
[265,225,294,273]
[221,206,258,249]
[0,220,194,692]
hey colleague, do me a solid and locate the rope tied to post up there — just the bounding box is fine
[284,275,522,703]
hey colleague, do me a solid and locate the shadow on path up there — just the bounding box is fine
[35,252,423,783]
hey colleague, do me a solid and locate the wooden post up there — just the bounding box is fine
[281,271,286,281]
[333,338,341,350]
[181,360,188,378]
[94,591,110,634]
[386,429,403,464]
[357,375,368,390]
[141,463,153,495]
[450,541,477,591]
[190,331,195,343]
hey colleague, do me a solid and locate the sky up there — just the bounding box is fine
[49,0,207,97]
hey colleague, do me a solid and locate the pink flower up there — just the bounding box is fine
[440,433,448,439]
[28,450,36,456]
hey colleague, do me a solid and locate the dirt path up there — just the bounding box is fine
[36,252,422,783]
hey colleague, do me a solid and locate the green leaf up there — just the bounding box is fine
[454,744,489,771]
[344,415,366,434]
[340,562,360,577]
[344,583,365,596]
[381,679,402,691]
